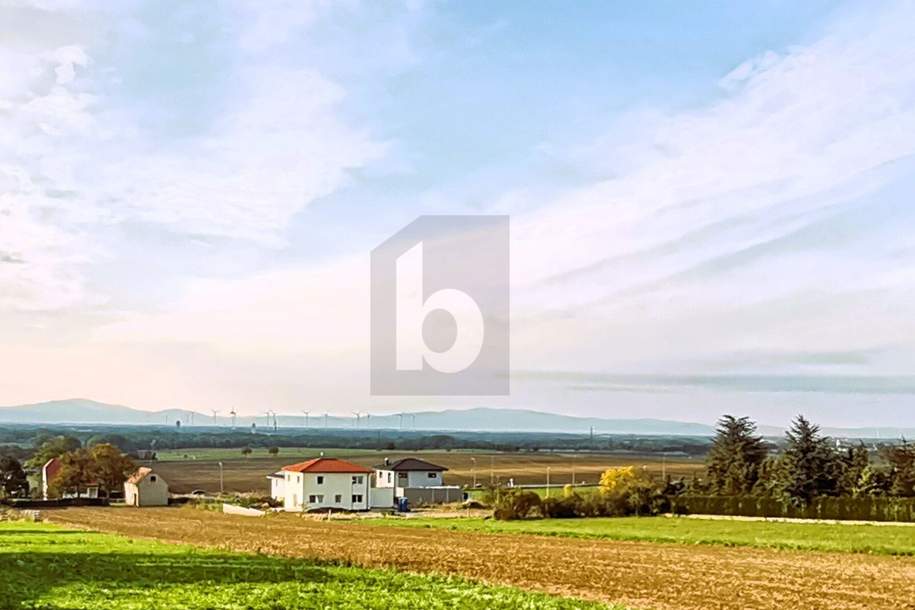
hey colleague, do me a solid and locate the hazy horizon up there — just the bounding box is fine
[4,2,915,428]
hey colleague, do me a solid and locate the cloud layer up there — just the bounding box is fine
[3,2,915,427]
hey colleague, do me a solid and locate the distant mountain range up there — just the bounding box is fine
[0,399,913,439]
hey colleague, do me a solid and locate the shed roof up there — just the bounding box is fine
[282,457,372,474]
[374,458,448,472]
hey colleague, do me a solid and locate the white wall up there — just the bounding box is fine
[125,472,169,507]
[283,471,369,511]
[269,476,285,501]
[370,486,394,509]
[375,469,396,488]
[376,470,444,490]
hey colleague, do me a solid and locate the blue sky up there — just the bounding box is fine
[2,1,915,428]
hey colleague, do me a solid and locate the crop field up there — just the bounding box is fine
[47,507,915,609]
[0,520,604,610]
[147,448,702,493]
[365,515,915,555]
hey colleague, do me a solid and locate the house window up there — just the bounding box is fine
[316,476,324,484]
[398,472,408,479]
[352,475,363,485]
[427,472,437,479]
[334,494,342,503]
[387,472,392,482]
[351,494,363,503]
[150,475,157,482]
[308,494,324,503]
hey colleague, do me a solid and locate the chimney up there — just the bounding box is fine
[384,457,390,466]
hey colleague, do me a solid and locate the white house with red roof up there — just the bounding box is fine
[279,457,373,512]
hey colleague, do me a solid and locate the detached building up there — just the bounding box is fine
[124,467,169,507]
[42,457,99,500]
[374,457,463,505]
[279,457,373,512]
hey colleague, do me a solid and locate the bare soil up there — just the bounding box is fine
[47,507,915,610]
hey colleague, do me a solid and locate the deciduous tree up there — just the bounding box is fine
[0,455,29,498]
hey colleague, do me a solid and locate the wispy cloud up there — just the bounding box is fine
[0,1,385,311]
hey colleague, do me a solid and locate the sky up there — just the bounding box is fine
[2,0,915,428]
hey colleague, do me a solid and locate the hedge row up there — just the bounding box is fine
[671,495,915,522]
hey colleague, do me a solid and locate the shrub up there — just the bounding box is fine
[491,489,542,520]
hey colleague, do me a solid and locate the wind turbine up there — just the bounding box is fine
[272,411,278,432]
[352,411,361,429]
[324,413,329,429]
[364,413,371,428]
[212,409,219,426]
[302,410,310,428]
[229,409,237,430]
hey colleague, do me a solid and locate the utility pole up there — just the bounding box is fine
[490,455,494,485]
[546,467,551,498]
[218,461,224,495]
[471,457,477,488]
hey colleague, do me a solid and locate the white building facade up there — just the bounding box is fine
[280,458,372,512]
[374,458,449,497]
[124,467,169,507]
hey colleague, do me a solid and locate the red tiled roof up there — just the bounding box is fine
[282,457,372,474]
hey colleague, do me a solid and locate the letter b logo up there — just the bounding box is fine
[371,216,509,395]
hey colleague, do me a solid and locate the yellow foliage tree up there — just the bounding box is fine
[599,466,638,495]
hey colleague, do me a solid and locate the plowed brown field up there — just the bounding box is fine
[150,452,703,493]
[48,507,915,610]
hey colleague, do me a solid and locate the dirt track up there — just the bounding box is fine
[48,507,915,610]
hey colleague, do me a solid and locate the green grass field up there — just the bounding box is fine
[0,521,610,610]
[366,515,915,556]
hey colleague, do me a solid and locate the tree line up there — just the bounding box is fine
[0,435,137,500]
[488,413,915,521]
[702,414,914,504]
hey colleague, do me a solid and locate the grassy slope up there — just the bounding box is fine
[365,515,915,556]
[0,521,611,610]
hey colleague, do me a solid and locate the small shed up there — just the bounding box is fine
[124,467,169,507]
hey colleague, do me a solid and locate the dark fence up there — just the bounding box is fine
[671,495,915,522]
